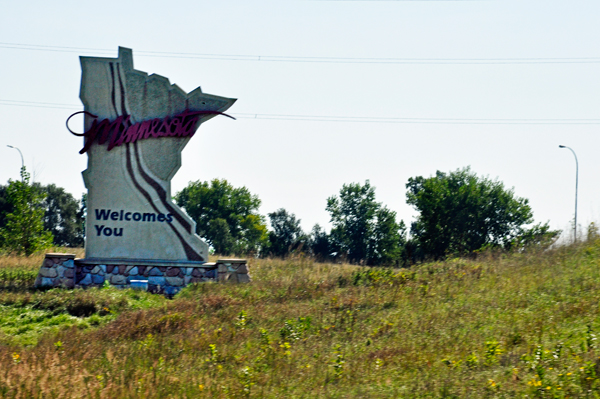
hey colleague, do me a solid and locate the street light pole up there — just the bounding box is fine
[6,145,24,181]
[559,145,578,242]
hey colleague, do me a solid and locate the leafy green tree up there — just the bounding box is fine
[371,207,407,265]
[308,224,331,261]
[37,184,85,247]
[507,222,560,252]
[0,168,53,255]
[326,180,406,265]
[406,167,558,260]
[267,208,306,257]
[1,183,85,248]
[80,193,87,239]
[0,185,13,232]
[175,179,268,255]
[0,185,13,250]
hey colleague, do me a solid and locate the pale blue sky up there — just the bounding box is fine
[1,0,599,240]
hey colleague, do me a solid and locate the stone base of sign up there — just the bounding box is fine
[34,253,77,288]
[34,254,250,295]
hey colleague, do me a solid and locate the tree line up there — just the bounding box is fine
[0,168,85,255]
[0,166,559,263]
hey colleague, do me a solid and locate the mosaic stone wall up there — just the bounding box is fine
[35,254,250,295]
[34,253,76,288]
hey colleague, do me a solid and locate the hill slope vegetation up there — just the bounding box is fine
[1,243,600,397]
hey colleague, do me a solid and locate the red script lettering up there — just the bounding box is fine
[66,110,235,154]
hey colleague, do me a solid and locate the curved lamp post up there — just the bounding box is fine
[6,145,24,181]
[559,145,578,242]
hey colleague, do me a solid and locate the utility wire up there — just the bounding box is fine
[0,99,80,110]
[234,114,600,124]
[1,42,599,64]
[313,0,487,2]
[1,99,599,125]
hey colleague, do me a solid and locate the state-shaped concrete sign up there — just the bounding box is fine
[76,47,235,263]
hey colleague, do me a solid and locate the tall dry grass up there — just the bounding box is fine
[0,248,84,272]
[1,243,600,397]
[0,248,84,292]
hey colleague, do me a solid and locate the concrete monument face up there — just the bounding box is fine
[74,47,235,263]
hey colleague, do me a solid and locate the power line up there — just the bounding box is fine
[1,42,599,65]
[1,99,599,125]
[235,113,600,124]
[0,99,79,110]
[312,0,487,1]
[235,114,600,124]
[316,0,492,3]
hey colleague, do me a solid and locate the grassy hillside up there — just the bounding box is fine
[2,243,600,398]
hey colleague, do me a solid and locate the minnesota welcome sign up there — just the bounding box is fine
[72,47,236,263]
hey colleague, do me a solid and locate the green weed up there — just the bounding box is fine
[2,244,600,397]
